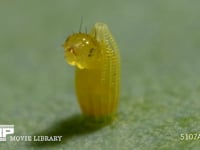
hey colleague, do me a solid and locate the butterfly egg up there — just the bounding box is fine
[63,23,120,120]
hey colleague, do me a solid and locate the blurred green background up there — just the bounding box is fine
[0,0,200,149]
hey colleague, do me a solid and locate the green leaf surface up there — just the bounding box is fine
[0,0,200,149]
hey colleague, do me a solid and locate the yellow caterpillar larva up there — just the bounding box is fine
[63,23,120,119]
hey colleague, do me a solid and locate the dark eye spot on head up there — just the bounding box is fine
[88,48,95,57]
[68,47,77,56]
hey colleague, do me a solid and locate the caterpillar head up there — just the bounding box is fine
[63,33,101,69]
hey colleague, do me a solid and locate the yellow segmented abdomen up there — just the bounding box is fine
[75,23,120,118]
